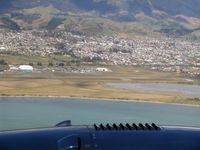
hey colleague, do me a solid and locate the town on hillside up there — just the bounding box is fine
[0,30,200,77]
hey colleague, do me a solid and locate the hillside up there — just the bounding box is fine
[0,0,200,37]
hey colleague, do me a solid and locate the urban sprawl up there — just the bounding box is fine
[0,30,200,77]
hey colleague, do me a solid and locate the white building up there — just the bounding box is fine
[96,67,110,72]
[9,65,19,71]
[0,46,6,50]
[19,65,33,72]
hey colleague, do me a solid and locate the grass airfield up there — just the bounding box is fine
[0,66,200,106]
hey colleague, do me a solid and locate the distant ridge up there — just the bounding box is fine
[0,0,200,37]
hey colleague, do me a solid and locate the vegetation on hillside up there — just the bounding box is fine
[0,0,200,37]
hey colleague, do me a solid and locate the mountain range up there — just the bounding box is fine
[0,0,200,37]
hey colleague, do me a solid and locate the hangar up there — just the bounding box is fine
[19,65,33,72]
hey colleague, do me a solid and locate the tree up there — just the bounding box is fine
[0,59,9,72]
[0,59,8,65]
[55,43,65,50]
[29,63,34,66]
[37,62,42,66]
[58,63,65,67]
[48,62,54,67]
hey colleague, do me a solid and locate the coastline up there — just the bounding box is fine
[0,95,199,107]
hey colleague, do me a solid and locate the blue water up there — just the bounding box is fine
[0,97,200,130]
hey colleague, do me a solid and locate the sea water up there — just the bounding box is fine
[0,97,200,130]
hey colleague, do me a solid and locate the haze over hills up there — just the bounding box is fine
[0,0,200,37]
